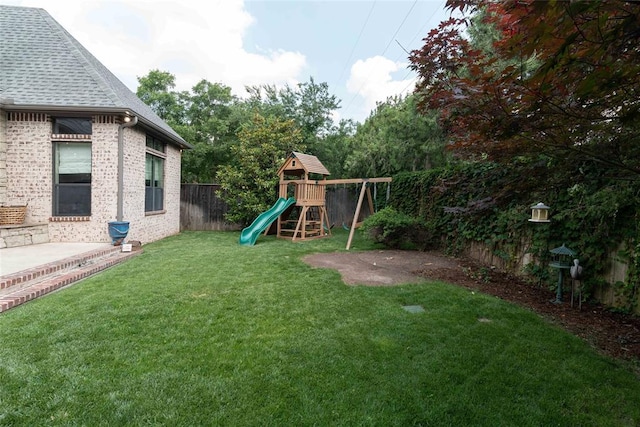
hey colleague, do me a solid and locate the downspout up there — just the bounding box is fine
[117,115,138,221]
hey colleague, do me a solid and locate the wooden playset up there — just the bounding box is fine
[276,152,391,249]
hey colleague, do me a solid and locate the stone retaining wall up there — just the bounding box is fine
[0,223,49,248]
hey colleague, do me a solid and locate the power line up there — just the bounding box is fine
[394,0,447,63]
[395,1,449,96]
[380,0,419,57]
[395,39,410,55]
[342,0,419,118]
[334,1,377,88]
[399,70,418,96]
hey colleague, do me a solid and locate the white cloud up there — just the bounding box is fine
[346,55,416,120]
[14,0,307,97]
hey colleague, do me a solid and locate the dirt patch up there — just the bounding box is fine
[303,250,454,286]
[303,250,640,366]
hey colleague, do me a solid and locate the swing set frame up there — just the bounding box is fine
[321,178,392,250]
[276,152,391,249]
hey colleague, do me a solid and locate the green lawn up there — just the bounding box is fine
[1,230,639,426]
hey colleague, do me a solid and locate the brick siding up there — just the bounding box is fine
[0,110,6,205]
[4,113,181,244]
[5,116,50,220]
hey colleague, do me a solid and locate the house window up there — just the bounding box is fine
[146,135,166,153]
[145,136,166,212]
[53,117,92,134]
[54,142,92,216]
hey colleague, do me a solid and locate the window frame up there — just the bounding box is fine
[145,135,167,213]
[52,141,92,217]
[53,117,93,135]
[51,117,93,217]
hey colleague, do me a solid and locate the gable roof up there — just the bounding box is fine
[277,152,330,177]
[0,5,190,149]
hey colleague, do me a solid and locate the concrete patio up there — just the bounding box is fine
[0,242,112,276]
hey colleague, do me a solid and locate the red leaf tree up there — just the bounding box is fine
[410,0,640,177]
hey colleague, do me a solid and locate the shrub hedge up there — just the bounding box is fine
[363,160,640,312]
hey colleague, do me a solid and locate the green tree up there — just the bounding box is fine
[181,80,239,183]
[136,70,243,183]
[242,77,341,159]
[346,95,448,177]
[313,119,356,178]
[136,69,185,125]
[215,114,305,225]
[283,77,340,144]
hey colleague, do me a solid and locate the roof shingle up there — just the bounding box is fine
[0,5,189,148]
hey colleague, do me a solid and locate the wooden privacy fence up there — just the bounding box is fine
[180,184,240,231]
[180,184,381,231]
[325,185,378,228]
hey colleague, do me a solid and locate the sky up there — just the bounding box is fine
[3,0,452,123]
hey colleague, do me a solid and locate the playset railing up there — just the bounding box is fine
[279,181,326,206]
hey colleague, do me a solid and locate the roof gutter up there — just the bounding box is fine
[135,114,191,149]
[117,115,138,221]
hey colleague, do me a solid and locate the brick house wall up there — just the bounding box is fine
[5,113,50,219]
[120,125,182,244]
[47,116,119,242]
[4,113,181,244]
[0,110,6,205]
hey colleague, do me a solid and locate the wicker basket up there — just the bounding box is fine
[0,205,27,225]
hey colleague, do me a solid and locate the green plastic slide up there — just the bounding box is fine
[239,197,296,246]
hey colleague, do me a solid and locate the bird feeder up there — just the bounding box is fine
[549,243,576,303]
[529,202,550,223]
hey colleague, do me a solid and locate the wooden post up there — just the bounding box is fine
[292,206,308,242]
[322,206,331,237]
[277,212,282,238]
[366,185,374,217]
[346,181,368,250]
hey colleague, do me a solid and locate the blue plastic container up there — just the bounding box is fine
[108,221,130,245]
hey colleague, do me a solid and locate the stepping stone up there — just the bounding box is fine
[402,305,425,313]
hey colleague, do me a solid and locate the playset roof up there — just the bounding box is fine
[277,152,330,177]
